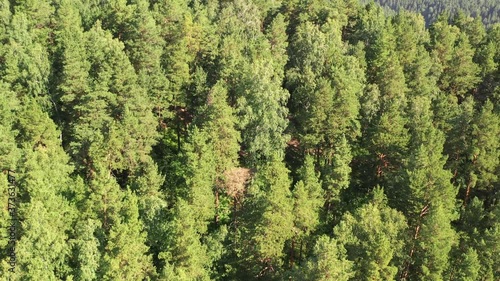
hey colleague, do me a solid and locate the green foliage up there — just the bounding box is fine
[100,191,154,281]
[235,60,290,166]
[7,99,76,280]
[0,1,499,280]
[293,155,323,237]
[430,16,481,99]
[160,199,211,281]
[334,188,407,280]
[0,83,20,170]
[1,12,52,111]
[400,96,459,280]
[64,21,158,179]
[197,81,240,176]
[362,0,500,28]
[232,157,294,278]
[183,127,216,231]
[415,203,456,280]
[300,235,354,281]
[290,155,323,265]
[470,100,500,191]
[286,18,363,152]
[70,219,100,281]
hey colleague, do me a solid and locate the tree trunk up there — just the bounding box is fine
[215,187,220,224]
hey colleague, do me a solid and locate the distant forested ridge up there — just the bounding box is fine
[361,0,500,27]
[0,0,499,280]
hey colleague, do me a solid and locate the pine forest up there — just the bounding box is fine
[0,0,499,280]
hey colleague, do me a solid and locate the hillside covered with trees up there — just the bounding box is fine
[0,0,499,280]
[362,0,500,27]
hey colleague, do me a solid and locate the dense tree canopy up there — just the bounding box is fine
[0,0,499,280]
[362,0,500,28]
